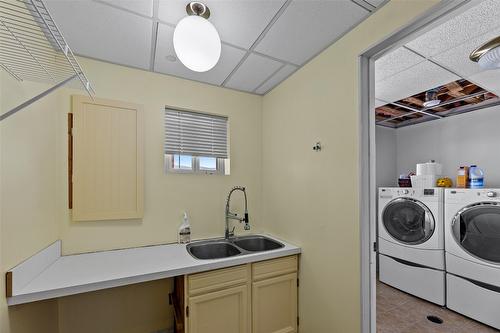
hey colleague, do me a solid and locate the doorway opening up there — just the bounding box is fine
[360,0,500,332]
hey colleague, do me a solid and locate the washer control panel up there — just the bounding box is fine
[379,187,440,199]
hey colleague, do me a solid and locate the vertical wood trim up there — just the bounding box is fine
[136,104,144,217]
[68,113,73,209]
[5,272,13,297]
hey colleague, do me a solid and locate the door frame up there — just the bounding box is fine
[358,1,472,332]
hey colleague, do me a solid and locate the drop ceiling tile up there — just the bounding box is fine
[255,64,298,94]
[431,25,500,78]
[98,0,154,17]
[225,53,283,92]
[254,0,369,65]
[46,0,153,70]
[154,23,246,85]
[375,60,459,103]
[365,0,386,7]
[157,0,286,49]
[406,0,500,58]
[375,99,386,108]
[468,70,500,97]
[375,47,425,82]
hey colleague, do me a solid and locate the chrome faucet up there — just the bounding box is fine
[225,186,250,239]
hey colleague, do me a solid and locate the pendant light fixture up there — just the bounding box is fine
[173,2,221,72]
[423,89,441,108]
[470,36,500,70]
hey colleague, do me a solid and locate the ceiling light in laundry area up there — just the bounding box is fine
[470,36,500,70]
[423,89,441,108]
[173,2,221,72]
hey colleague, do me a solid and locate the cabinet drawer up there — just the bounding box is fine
[188,264,250,296]
[252,255,298,282]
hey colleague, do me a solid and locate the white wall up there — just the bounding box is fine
[376,126,397,188]
[396,105,500,187]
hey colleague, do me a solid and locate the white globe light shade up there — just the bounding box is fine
[478,46,500,70]
[173,15,221,72]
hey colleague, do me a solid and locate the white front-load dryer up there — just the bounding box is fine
[445,188,500,329]
[378,187,445,305]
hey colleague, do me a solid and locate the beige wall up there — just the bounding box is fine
[261,1,439,332]
[1,1,444,332]
[1,57,262,332]
[1,72,61,333]
[58,279,172,333]
[59,57,263,255]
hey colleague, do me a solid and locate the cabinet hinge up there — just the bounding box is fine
[297,316,299,326]
[373,241,378,252]
[297,278,299,287]
[186,306,189,317]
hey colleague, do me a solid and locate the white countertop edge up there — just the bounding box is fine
[7,238,300,306]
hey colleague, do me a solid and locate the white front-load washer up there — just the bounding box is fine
[378,187,445,305]
[445,188,500,329]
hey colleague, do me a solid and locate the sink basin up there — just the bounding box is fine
[186,235,285,260]
[232,236,284,252]
[187,241,241,260]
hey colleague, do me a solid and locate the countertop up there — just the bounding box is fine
[7,235,301,305]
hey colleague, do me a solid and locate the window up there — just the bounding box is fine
[164,108,229,174]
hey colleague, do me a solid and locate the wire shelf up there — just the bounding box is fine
[0,0,94,96]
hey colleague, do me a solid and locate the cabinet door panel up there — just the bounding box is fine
[252,273,297,333]
[72,95,143,221]
[188,284,250,333]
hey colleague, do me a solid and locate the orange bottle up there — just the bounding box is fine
[457,166,469,188]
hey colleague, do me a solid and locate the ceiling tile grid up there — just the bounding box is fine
[154,23,247,85]
[429,25,500,79]
[255,64,298,94]
[254,0,369,65]
[406,0,500,59]
[46,0,154,70]
[98,0,154,17]
[375,47,425,82]
[225,53,283,92]
[45,0,385,94]
[374,0,500,128]
[375,60,460,104]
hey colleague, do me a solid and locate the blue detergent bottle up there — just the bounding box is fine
[469,165,484,188]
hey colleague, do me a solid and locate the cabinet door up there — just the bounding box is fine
[188,284,250,333]
[72,95,143,221]
[252,273,297,333]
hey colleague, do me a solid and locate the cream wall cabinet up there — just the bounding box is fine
[173,255,298,333]
[71,95,144,221]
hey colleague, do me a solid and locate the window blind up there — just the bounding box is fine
[165,108,228,158]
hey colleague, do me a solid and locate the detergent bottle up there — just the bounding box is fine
[469,165,484,189]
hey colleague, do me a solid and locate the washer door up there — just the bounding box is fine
[452,202,500,264]
[382,198,435,245]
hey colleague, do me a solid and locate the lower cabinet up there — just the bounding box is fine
[188,284,250,333]
[252,273,298,333]
[172,255,298,333]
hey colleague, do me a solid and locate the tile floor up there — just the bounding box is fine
[377,281,499,333]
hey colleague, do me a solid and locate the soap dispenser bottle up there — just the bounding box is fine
[178,212,191,244]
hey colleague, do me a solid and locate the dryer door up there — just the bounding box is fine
[382,198,435,245]
[452,202,500,264]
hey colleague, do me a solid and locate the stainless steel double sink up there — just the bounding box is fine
[187,235,284,260]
